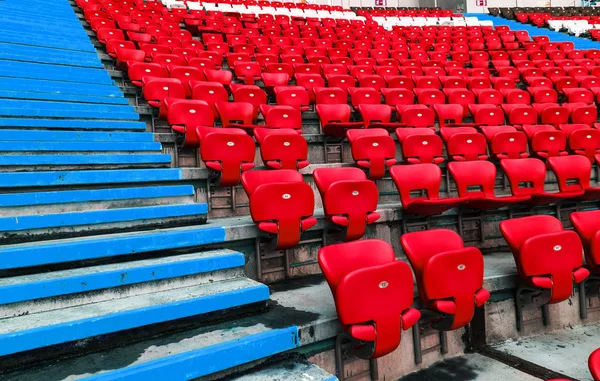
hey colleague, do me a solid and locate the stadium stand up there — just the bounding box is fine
[2,0,600,379]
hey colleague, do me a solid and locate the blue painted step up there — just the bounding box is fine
[0,168,183,188]
[0,154,171,167]
[0,90,130,105]
[0,108,138,120]
[0,119,146,130]
[79,327,299,381]
[0,43,103,68]
[0,61,113,84]
[0,278,270,357]
[0,224,226,269]
[0,203,207,232]
[0,185,194,207]
[0,78,124,97]
[0,249,245,306]
[0,141,160,151]
[0,130,154,142]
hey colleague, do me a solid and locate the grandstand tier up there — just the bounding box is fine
[1,0,600,380]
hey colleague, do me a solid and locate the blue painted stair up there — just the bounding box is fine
[466,14,600,50]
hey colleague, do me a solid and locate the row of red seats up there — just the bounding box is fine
[320,210,600,361]
[357,9,456,17]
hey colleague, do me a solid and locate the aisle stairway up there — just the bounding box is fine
[0,0,339,379]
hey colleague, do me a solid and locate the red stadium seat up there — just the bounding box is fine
[128,62,165,87]
[547,155,600,202]
[260,105,302,132]
[448,161,530,209]
[190,81,228,116]
[195,127,255,187]
[445,131,488,162]
[346,129,397,180]
[254,128,309,170]
[500,215,589,316]
[274,86,310,111]
[142,77,185,119]
[215,102,260,130]
[396,105,435,128]
[242,170,317,249]
[481,126,530,160]
[318,239,419,359]
[394,125,437,155]
[401,229,489,330]
[316,104,363,137]
[314,167,380,241]
[568,128,600,163]
[522,125,568,158]
[571,211,600,273]
[501,158,584,205]
[167,99,214,147]
[358,104,401,132]
[390,164,465,216]
[234,62,262,85]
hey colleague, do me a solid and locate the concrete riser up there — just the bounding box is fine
[227,204,590,283]
[306,289,600,380]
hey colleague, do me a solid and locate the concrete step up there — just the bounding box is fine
[492,323,600,381]
[0,249,246,318]
[0,118,146,131]
[231,358,337,381]
[0,202,208,243]
[0,223,226,270]
[0,154,171,171]
[397,353,541,381]
[0,130,154,142]
[0,168,183,189]
[0,277,270,357]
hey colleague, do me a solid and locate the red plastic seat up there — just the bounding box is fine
[565,103,597,126]
[390,164,465,216]
[522,125,568,159]
[500,215,589,305]
[449,161,530,209]
[318,239,420,359]
[346,129,397,180]
[532,104,570,127]
[169,66,205,97]
[396,128,444,165]
[381,88,414,106]
[204,69,233,85]
[502,88,531,105]
[167,99,214,147]
[260,105,302,132]
[241,169,317,250]
[396,105,435,128]
[115,47,145,71]
[314,167,380,241]
[195,127,255,187]
[469,105,505,126]
[274,87,310,111]
[563,88,594,104]
[349,87,381,108]
[501,104,538,126]
[500,158,584,205]
[142,77,185,119]
[295,74,325,103]
[314,87,347,105]
[481,126,530,160]
[548,155,600,202]
[234,62,262,85]
[445,131,488,161]
[400,229,490,330]
[231,85,267,122]
[190,82,228,116]
[254,128,309,170]
[571,211,600,273]
[568,129,600,163]
[215,102,259,131]
[358,104,401,132]
[316,104,363,138]
[128,62,165,87]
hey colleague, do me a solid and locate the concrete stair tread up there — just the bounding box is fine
[0,141,161,151]
[0,277,270,357]
[0,77,124,97]
[0,185,194,208]
[0,154,171,167]
[231,359,337,381]
[0,168,183,188]
[492,323,600,381]
[0,130,154,142]
[0,222,226,270]
[0,202,207,233]
[0,90,129,104]
[0,249,245,306]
